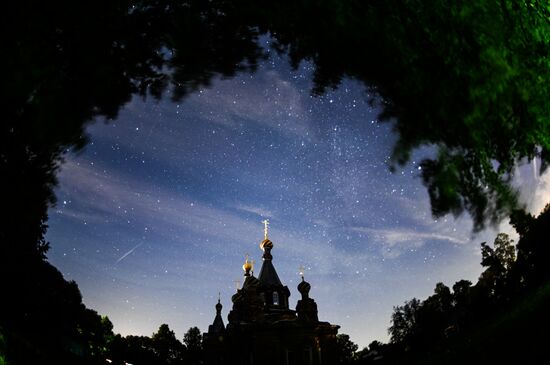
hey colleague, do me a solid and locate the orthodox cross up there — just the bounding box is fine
[262,219,270,240]
[299,265,305,281]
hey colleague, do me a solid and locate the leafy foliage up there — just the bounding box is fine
[233,0,550,229]
[0,254,117,365]
[2,3,548,264]
[336,333,359,364]
[107,324,203,365]
[182,327,203,365]
[152,324,185,365]
[0,327,6,365]
[388,298,421,345]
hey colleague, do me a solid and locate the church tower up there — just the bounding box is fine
[258,220,290,314]
[209,295,225,334]
[203,220,339,365]
[256,219,293,318]
[203,295,226,365]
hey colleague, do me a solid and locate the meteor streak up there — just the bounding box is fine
[116,243,143,263]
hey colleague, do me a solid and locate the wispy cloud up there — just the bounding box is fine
[56,156,379,265]
[185,70,314,139]
[55,159,261,249]
[350,226,468,259]
[356,227,467,246]
[234,204,275,218]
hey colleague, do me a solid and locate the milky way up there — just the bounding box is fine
[45,43,547,347]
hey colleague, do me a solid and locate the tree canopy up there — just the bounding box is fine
[2,2,549,258]
[336,333,360,364]
[367,205,550,365]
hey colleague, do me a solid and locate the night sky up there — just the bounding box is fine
[45,42,550,348]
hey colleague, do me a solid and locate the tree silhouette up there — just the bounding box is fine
[183,327,203,365]
[512,204,550,288]
[111,335,159,365]
[152,324,185,365]
[451,280,472,330]
[478,233,516,302]
[376,205,550,364]
[0,327,6,365]
[336,333,359,364]
[79,312,115,362]
[388,298,421,346]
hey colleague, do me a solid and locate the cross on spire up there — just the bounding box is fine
[262,219,270,240]
[299,265,305,281]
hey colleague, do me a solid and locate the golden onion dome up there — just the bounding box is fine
[242,254,254,273]
[242,260,253,272]
[260,239,273,251]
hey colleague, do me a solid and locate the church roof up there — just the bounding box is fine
[257,226,283,287]
[208,299,225,334]
[210,313,225,333]
[258,259,283,287]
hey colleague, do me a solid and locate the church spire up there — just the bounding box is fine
[259,219,273,258]
[207,293,225,334]
[296,269,319,323]
[258,220,282,287]
[216,293,222,314]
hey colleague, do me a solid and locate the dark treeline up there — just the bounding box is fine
[344,205,550,364]
[1,1,549,364]
[108,324,204,365]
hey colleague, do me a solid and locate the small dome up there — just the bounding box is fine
[215,300,222,311]
[242,255,254,274]
[242,261,253,272]
[298,280,311,295]
[260,239,273,251]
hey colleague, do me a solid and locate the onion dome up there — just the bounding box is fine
[242,254,254,276]
[260,238,273,251]
[298,279,311,299]
[207,295,225,334]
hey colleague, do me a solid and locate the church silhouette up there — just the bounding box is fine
[203,221,340,365]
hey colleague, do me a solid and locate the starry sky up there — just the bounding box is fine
[45,42,550,348]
